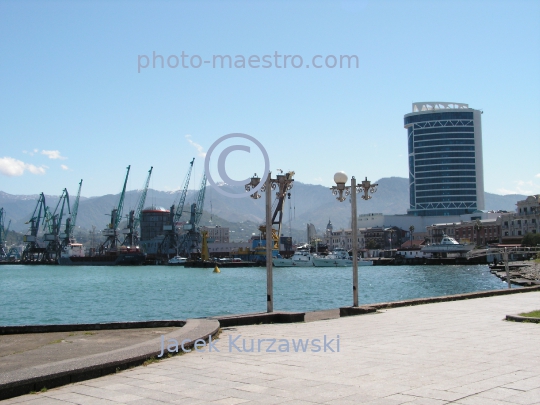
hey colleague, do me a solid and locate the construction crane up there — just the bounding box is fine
[177,172,207,257]
[43,189,71,263]
[21,193,47,263]
[99,165,130,253]
[159,159,194,259]
[122,167,153,247]
[63,179,83,247]
[0,208,7,260]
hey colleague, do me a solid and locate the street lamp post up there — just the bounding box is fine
[331,173,377,307]
[246,171,294,312]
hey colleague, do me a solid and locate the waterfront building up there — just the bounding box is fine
[323,225,405,251]
[404,102,485,216]
[139,206,170,254]
[396,239,428,258]
[426,218,501,245]
[500,194,540,244]
[324,227,365,251]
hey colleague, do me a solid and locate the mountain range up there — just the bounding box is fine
[0,177,527,241]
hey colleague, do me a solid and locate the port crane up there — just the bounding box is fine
[21,193,47,263]
[99,165,130,254]
[159,158,194,258]
[63,180,83,247]
[42,189,71,263]
[176,172,207,257]
[0,208,7,260]
[122,167,153,247]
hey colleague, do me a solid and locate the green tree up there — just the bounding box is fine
[366,239,378,249]
[521,232,540,247]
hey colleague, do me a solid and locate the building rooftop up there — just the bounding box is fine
[412,102,469,112]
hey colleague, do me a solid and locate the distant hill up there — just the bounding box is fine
[0,178,528,240]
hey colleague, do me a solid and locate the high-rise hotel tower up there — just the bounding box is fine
[404,102,484,216]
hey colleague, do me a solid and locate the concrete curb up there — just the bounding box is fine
[367,285,540,310]
[337,286,540,316]
[214,311,305,327]
[506,314,540,323]
[0,319,219,401]
[0,320,186,335]
[339,306,377,317]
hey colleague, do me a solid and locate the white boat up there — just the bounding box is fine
[312,248,373,267]
[273,248,314,267]
[168,255,188,265]
[421,235,475,254]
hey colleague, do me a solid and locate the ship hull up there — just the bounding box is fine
[312,258,373,267]
[58,253,145,266]
[273,258,314,267]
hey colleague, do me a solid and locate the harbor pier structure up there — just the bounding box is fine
[405,102,484,217]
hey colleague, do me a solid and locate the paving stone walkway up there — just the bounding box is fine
[3,292,540,405]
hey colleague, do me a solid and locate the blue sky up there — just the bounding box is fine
[1,0,539,198]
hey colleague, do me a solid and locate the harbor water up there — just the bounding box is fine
[0,264,509,326]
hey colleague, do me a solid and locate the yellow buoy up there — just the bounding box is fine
[213,265,220,273]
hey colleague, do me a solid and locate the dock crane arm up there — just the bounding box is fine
[194,172,207,226]
[174,158,194,223]
[114,165,131,230]
[27,193,47,237]
[133,167,153,230]
[68,180,83,237]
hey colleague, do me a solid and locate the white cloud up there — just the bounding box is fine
[497,179,540,195]
[185,135,206,158]
[61,164,69,171]
[41,150,67,160]
[536,173,540,178]
[0,157,46,176]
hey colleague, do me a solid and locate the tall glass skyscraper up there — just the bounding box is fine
[404,102,484,216]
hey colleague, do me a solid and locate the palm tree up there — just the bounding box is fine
[409,225,414,246]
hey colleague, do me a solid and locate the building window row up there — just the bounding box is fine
[415,164,477,173]
[413,129,474,138]
[414,152,475,160]
[414,145,475,154]
[415,170,476,179]
[415,177,476,185]
[416,183,476,191]
[415,158,475,166]
[416,189,477,197]
[404,112,474,124]
[415,196,477,203]
[414,139,475,148]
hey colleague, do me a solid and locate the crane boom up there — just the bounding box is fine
[0,209,5,256]
[114,165,131,230]
[28,193,47,237]
[194,172,207,226]
[134,167,153,230]
[174,158,194,223]
[69,180,83,236]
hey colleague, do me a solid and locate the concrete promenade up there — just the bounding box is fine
[3,292,540,405]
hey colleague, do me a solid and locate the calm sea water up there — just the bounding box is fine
[0,264,508,326]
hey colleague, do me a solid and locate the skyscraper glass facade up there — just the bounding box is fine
[404,102,484,216]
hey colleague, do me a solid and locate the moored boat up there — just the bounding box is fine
[421,234,475,254]
[273,248,314,267]
[312,248,373,267]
